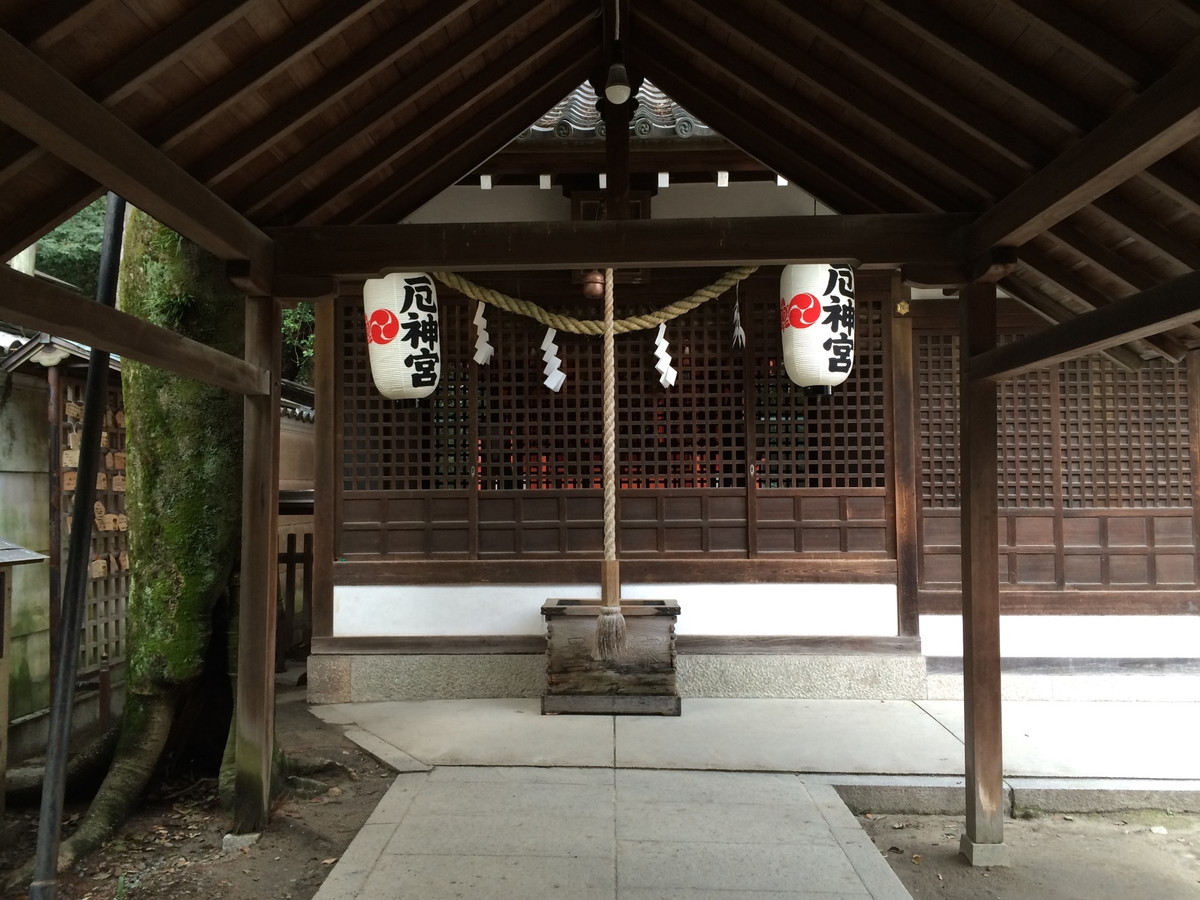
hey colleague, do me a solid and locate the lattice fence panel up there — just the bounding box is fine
[341,295,473,491]
[752,293,887,489]
[61,378,128,671]
[1060,356,1190,507]
[999,343,1055,508]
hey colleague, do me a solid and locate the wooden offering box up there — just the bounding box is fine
[541,598,681,716]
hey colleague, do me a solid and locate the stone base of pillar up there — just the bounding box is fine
[959,833,1011,867]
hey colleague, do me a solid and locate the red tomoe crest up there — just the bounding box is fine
[781,292,821,330]
[366,308,400,345]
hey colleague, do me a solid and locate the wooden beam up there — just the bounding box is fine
[0,266,269,396]
[270,214,972,276]
[235,0,548,217]
[0,28,273,275]
[971,270,1200,382]
[194,0,485,184]
[958,281,1008,866]
[964,51,1200,255]
[353,51,600,225]
[996,276,1145,372]
[233,296,281,833]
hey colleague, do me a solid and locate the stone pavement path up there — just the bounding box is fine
[314,766,911,899]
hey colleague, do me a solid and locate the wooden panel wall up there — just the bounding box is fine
[914,299,1197,612]
[335,273,889,573]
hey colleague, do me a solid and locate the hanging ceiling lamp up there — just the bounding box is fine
[779,263,856,395]
[363,272,441,399]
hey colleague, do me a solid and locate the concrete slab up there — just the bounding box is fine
[363,852,616,899]
[384,811,614,857]
[616,699,963,774]
[918,700,1200,779]
[333,698,615,767]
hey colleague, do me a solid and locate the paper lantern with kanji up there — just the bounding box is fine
[363,272,441,399]
[779,263,856,394]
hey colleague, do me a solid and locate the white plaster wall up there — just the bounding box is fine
[333,583,898,637]
[400,181,831,225]
[920,614,1200,658]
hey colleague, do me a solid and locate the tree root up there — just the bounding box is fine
[4,724,120,807]
[5,691,175,893]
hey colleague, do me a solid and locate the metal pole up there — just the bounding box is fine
[30,192,126,900]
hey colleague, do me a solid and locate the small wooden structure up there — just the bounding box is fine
[0,538,48,813]
[542,598,681,715]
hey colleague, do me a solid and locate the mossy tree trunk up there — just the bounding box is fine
[49,210,247,871]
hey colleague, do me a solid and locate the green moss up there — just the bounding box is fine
[117,211,244,690]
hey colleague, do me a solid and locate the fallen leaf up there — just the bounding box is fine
[1151,826,1169,835]
[888,846,902,854]
[1063,816,1074,821]
[322,857,339,866]
[911,854,922,865]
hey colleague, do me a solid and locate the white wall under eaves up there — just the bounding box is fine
[400,180,832,224]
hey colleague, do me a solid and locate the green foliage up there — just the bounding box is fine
[35,198,106,296]
[281,304,315,384]
[118,210,244,690]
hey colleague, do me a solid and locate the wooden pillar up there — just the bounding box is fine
[888,276,920,637]
[958,281,1009,866]
[311,297,336,639]
[233,295,281,833]
[1187,350,1200,587]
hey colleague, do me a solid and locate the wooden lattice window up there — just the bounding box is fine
[751,292,887,489]
[61,378,128,671]
[919,332,960,507]
[1060,356,1190,507]
[341,296,472,491]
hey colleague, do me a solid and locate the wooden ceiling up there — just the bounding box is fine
[1,0,1199,364]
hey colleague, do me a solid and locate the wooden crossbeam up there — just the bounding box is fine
[270,214,971,276]
[965,51,1200,256]
[0,28,273,281]
[0,267,269,396]
[970,270,1200,381]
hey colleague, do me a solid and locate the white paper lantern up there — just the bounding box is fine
[779,263,856,394]
[363,272,440,399]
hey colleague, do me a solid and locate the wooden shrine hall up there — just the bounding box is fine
[2,0,1200,866]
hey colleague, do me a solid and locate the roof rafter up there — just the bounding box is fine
[290,5,601,225]
[147,0,387,156]
[0,27,271,274]
[236,0,552,218]
[638,0,965,213]
[972,270,1200,381]
[360,53,602,224]
[195,0,487,186]
[718,3,999,202]
[635,43,882,214]
[964,49,1200,256]
[761,0,1042,175]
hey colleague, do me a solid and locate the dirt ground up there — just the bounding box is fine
[0,683,394,900]
[5,688,1200,899]
[860,809,1200,899]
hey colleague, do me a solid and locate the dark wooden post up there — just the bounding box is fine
[233,294,281,833]
[958,281,1009,866]
[311,297,335,639]
[888,276,920,637]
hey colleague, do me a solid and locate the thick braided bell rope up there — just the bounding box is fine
[602,267,617,563]
[432,265,759,335]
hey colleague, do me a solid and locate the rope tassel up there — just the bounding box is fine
[595,267,626,661]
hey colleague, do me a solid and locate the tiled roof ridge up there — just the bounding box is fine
[523,81,710,140]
